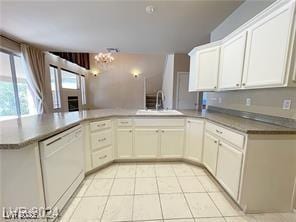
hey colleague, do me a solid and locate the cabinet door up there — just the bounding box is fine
[197,46,220,91]
[185,119,204,162]
[203,132,219,175]
[219,32,247,90]
[242,4,294,88]
[216,142,243,200]
[189,51,198,91]
[117,129,133,158]
[134,128,159,158]
[160,129,184,157]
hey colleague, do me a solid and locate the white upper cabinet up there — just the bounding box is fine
[188,0,296,92]
[188,42,221,91]
[219,32,247,90]
[242,2,295,88]
[188,51,198,92]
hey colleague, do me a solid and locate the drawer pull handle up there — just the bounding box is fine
[98,138,106,142]
[99,155,107,159]
[216,129,223,134]
[120,121,129,124]
[97,123,106,127]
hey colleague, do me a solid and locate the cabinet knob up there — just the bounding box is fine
[129,130,132,133]
[162,130,165,133]
[214,86,217,89]
[156,130,159,133]
[214,140,218,144]
[236,83,240,87]
[219,143,222,146]
[242,83,246,86]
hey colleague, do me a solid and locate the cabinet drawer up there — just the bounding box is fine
[92,147,112,168]
[117,119,133,127]
[90,120,111,132]
[134,118,185,127]
[91,129,112,150]
[206,122,244,148]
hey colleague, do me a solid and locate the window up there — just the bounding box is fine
[80,75,86,105]
[0,50,36,120]
[49,66,61,109]
[61,69,79,89]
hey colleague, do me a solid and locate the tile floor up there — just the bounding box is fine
[58,162,296,222]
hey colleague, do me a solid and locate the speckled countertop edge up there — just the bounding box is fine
[1,109,296,150]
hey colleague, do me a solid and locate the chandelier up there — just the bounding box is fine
[94,52,115,73]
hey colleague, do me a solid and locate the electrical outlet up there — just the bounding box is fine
[218,97,222,103]
[282,99,291,110]
[246,98,251,106]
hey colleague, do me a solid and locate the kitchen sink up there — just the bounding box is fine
[136,109,183,115]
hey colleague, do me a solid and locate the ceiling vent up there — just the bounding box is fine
[107,48,120,53]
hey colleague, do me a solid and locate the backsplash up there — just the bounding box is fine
[206,88,296,120]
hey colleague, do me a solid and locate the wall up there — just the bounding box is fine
[210,0,276,42]
[87,53,165,109]
[208,0,296,120]
[162,54,175,109]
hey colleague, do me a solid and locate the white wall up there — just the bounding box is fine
[87,53,165,109]
[208,0,296,120]
[162,54,175,109]
[211,0,276,41]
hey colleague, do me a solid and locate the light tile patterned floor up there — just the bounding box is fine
[59,162,296,222]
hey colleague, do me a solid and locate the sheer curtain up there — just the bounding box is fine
[21,44,48,113]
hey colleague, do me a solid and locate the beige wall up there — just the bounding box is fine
[206,88,296,120]
[162,54,174,109]
[209,0,296,119]
[87,53,165,109]
[172,53,191,109]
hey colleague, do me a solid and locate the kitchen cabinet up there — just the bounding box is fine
[134,128,159,158]
[117,128,133,158]
[242,3,295,88]
[185,119,204,162]
[203,132,219,175]
[216,141,243,199]
[188,50,198,92]
[219,32,247,90]
[160,128,184,157]
[188,42,221,91]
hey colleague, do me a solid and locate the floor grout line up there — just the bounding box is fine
[99,164,119,221]
[155,163,165,221]
[173,164,195,220]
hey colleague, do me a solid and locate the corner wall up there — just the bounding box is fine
[209,0,296,120]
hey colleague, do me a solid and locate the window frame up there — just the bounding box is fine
[61,68,80,90]
[0,49,22,116]
[49,65,62,109]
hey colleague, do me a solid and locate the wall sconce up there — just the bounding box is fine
[91,69,100,77]
[131,69,142,78]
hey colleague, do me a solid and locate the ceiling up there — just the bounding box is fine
[0,0,243,53]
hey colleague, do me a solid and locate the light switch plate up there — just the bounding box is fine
[282,99,291,110]
[246,98,251,106]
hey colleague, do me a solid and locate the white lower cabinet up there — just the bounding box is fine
[116,128,133,158]
[134,128,159,158]
[216,141,243,200]
[203,132,219,175]
[185,119,204,162]
[160,129,184,157]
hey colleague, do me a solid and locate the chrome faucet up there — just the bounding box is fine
[156,90,164,110]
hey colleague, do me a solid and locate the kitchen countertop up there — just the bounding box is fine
[1,109,296,149]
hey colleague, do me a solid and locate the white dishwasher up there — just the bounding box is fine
[40,125,84,213]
